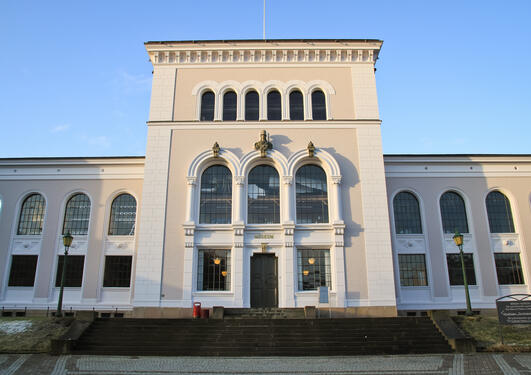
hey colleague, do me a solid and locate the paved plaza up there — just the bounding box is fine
[1,353,531,375]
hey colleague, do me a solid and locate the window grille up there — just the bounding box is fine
[200,91,215,121]
[197,249,231,291]
[494,253,524,285]
[398,254,428,286]
[63,193,91,235]
[446,253,476,285]
[199,165,232,224]
[312,90,327,120]
[248,165,280,224]
[486,191,515,233]
[245,90,259,120]
[17,194,46,235]
[108,194,137,235]
[440,192,469,234]
[103,256,132,287]
[297,249,331,290]
[289,90,304,120]
[393,192,422,234]
[222,91,237,121]
[8,255,38,287]
[267,90,281,120]
[296,165,328,224]
[55,255,85,287]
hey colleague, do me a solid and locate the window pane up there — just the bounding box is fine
[200,91,215,121]
[297,249,331,291]
[494,253,524,285]
[8,255,38,287]
[398,254,428,286]
[296,165,328,224]
[103,256,132,287]
[267,90,281,120]
[222,91,237,121]
[245,91,259,121]
[109,194,137,235]
[289,90,304,120]
[248,165,280,224]
[446,253,476,285]
[63,194,91,235]
[17,194,46,235]
[200,165,232,224]
[393,192,422,234]
[440,192,469,234]
[312,90,327,120]
[197,249,231,291]
[486,191,515,233]
[55,255,84,287]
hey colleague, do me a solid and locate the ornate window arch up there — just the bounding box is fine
[295,164,328,223]
[108,193,137,235]
[199,165,232,224]
[247,164,280,224]
[440,191,469,234]
[63,193,91,235]
[17,193,46,235]
[393,191,422,234]
[486,190,515,233]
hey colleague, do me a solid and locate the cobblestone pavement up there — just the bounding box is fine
[1,353,530,375]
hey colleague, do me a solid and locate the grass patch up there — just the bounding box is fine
[453,315,531,352]
[0,317,71,353]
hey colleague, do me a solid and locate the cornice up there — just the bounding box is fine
[146,42,381,66]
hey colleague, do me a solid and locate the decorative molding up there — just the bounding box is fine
[283,176,293,185]
[284,228,294,235]
[234,228,244,236]
[285,241,293,247]
[336,241,344,247]
[331,175,342,184]
[234,242,244,248]
[185,241,194,248]
[186,176,197,185]
[234,176,245,185]
[185,228,195,236]
[335,227,344,235]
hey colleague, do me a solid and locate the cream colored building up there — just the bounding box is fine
[0,40,529,317]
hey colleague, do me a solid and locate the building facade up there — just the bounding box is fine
[0,40,529,317]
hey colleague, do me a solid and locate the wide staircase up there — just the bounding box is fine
[73,314,452,356]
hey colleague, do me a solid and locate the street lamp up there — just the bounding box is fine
[452,230,473,316]
[56,232,73,317]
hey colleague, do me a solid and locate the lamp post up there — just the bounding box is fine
[453,230,473,316]
[56,232,73,317]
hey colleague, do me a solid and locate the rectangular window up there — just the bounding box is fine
[297,249,331,291]
[197,249,231,291]
[398,254,428,286]
[446,253,476,286]
[103,256,132,287]
[494,253,525,285]
[8,255,38,287]
[55,255,84,287]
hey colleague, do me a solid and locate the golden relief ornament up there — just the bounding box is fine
[254,130,273,157]
[307,141,315,157]
[212,142,220,158]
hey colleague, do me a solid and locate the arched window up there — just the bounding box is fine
[393,192,422,234]
[440,191,468,234]
[289,90,304,120]
[248,165,280,224]
[267,90,281,120]
[108,194,137,235]
[312,90,327,120]
[296,165,328,223]
[486,191,515,233]
[222,90,237,121]
[199,165,232,224]
[17,193,46,235]
[63,193,91,235]
[200,91,215,121]
[245,90,259,121]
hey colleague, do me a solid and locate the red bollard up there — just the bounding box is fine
[193,302,201,319]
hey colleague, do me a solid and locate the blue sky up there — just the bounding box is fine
[1,0,529,157]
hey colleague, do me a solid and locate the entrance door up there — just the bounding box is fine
[250,254,278,308]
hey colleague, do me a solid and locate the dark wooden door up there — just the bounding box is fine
[250,254,278,308]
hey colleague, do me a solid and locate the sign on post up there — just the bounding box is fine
[496,294,531,325]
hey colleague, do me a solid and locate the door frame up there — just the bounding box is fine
[250,253,279,308]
